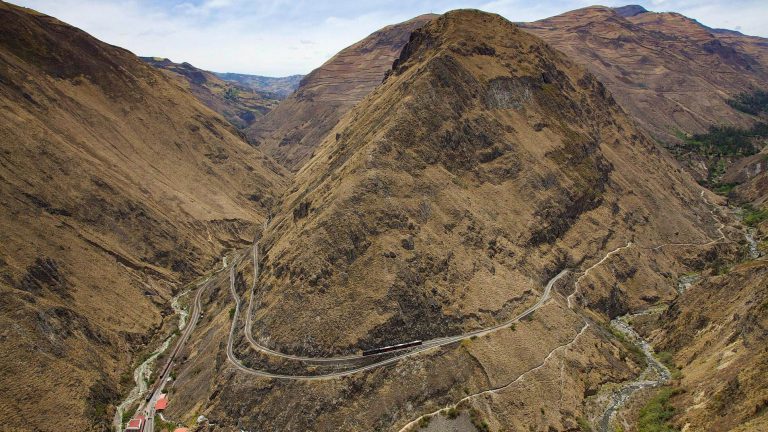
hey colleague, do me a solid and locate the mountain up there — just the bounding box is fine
[162,10,729,431]
[0,2,287,430]
[141,57,280,129]
[214,72,303,98]
[521,6,768,183]
[613,4,647,17]
[246,14,437,171]
[3,3,766,432]
[522,6,768,144]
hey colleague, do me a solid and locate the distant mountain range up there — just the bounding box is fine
[213,72,304,98]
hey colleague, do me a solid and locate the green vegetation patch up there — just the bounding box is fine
[655,351,682,380]
[121,402,138,425]
[577,416,593,432]
[728,89,768,115]
[712,182,738,196]
[223,86,240,101]
[743,204,768,227]
[609,326,647,368]
[682,123,768,158]
[441,407,460,419]
[154,414,176,432]
[638,386,681,432]
[468,409,490,432]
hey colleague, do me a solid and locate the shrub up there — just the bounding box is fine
[743,204,768,227]
[609,326,647,368]
[728,89,768,115]
[655,351,682,379]
[638,387,681,432]
[712,182,738,196]
[469,409,490,432]
[223,86,240,101]
[577,416,593,432]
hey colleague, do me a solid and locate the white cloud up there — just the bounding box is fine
[8,0,768,76]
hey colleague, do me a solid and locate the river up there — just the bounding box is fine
[112,289,190,431]
[597,308,672,432]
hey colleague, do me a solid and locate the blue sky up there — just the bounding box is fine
[11,0,768,76]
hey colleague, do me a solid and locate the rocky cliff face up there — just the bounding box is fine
[246,14,436,171]
[0,3,286,430]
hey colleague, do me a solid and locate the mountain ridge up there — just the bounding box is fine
[246,14,437,171]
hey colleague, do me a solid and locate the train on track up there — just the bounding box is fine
[362,340,422,356]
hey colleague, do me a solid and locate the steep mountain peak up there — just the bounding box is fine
[613,4,648,17]
[254,8,711,359]
[626,9,717,39]
[246,14,435,171]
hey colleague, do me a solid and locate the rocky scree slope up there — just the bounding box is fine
[0,2,287,430]
[246,14,436,171]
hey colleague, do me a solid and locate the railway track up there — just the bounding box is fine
[226,251,570,379]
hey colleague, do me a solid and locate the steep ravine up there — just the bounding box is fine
[597,309,672,432]
[113,289,190,431]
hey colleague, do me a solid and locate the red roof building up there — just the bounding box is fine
[173,428,189,432]
[125,414,145,431]
[155,393,168,411]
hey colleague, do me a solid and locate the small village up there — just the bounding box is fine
[125,394,188,432]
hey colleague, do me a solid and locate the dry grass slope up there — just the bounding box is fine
[0,2,287,430]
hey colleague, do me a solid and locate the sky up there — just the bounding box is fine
[11,0,768,77]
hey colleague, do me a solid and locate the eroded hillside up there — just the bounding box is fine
[0,2,287,430]
[522,6,768,145]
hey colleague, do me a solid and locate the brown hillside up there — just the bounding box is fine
[141,57,280,129]
[246,14,436,171]
[521,7,768,148]
[254,8,714,357]
[0,2,287,431]
[643,259,768,431]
